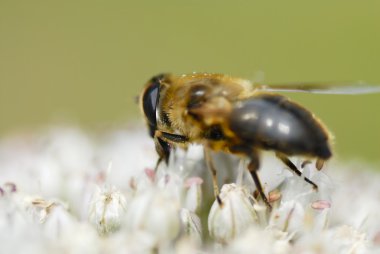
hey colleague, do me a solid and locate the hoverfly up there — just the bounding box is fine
[140,73,380,208]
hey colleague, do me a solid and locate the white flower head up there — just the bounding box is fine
[0,126,380,253]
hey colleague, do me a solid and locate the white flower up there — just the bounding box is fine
[88,185,127,235]
[330,225,368,253]
[179,208,202,244]
[125,187,181,244]
[40,201,83,242]
[208,183,258,243]
[328,165,380,246]
[294,225,369,254]
[104,230,157,253]
[266,160,332,235]
[0,191,34,242]
[183,177,203,212]
[228,227,291,254]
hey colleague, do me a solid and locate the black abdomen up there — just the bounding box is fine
[229,94,332,159]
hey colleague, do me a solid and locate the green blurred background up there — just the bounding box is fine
[0,1,379,163]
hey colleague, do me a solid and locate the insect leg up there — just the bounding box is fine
[275,152,318,191]
[154,131,189,171]
[154,137,171,171]
[204,148,223,206]
[160,131,189,143]
[248,152,272,210]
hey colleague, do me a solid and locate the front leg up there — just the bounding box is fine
[158,131,189,143]
[154,137,171,170]
[204,147,223,206]
[153,131,189,170]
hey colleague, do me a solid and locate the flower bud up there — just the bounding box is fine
[125,188,180,243]
[88,186,127,235]
[43,203,77,239]
[179,208,202,244]
[208,183,257,243]
[183,177,203,212]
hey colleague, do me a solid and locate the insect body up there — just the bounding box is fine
[140,73,377,208]
[229,94,332,159]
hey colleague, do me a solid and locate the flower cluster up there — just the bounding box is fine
[0,126,379,253]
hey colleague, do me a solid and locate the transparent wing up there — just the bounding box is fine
[256,81,380,95]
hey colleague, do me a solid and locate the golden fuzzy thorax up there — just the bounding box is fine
[158,73,251,143]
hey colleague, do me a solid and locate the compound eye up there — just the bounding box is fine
[142,75,164,127]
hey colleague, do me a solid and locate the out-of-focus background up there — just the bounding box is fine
[0,1,379,163]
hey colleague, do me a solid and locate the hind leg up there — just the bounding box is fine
[248,151,272,210]
[276,152,318,191]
